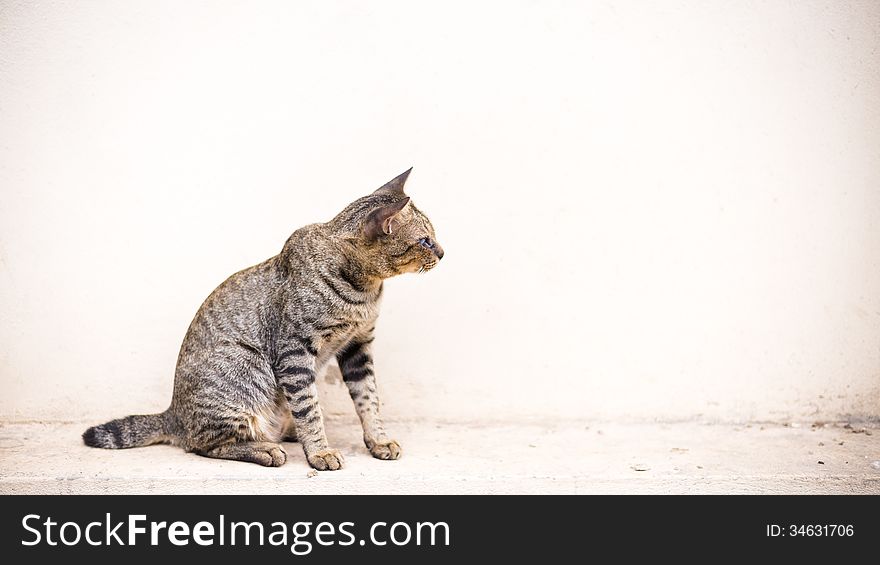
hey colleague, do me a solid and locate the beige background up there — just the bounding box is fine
[1,1,878,425]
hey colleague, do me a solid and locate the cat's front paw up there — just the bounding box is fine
[367,439,402,460]
[307,448,345,471]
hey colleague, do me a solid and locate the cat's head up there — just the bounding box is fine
[333,168,444,279]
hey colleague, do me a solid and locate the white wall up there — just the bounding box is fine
[1,1,878,424]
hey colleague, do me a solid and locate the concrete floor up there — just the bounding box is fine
[1,418,878,494]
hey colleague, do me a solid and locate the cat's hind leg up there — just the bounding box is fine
[274,400,299,442]
[180,351,290,467]
[188,408,289,467]
[196,441,287,467]
[281,418,298,442]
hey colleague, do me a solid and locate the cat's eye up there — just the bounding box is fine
[418,237,434,249]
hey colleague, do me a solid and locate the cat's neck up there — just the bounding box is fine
[337,257,383,294]
[278,223,384,293]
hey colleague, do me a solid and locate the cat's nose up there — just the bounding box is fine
[433,245,444,260]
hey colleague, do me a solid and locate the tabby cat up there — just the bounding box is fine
[83,169,443,470]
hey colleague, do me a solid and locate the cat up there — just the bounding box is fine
[83,168,443,470]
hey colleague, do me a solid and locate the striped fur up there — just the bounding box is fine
[83,169,443,470]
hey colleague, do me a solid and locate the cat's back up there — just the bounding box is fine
[178,256,282,355]
[180,223,328,342]
[204,257,282,314]
[278,222,330,273]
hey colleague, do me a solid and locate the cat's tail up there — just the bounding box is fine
[82,411,175,449]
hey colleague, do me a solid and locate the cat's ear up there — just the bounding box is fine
[373,167,412,196]
[363,197,410,239]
